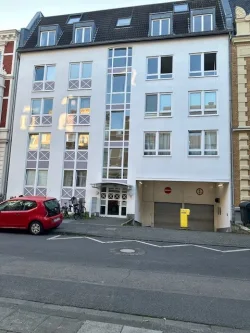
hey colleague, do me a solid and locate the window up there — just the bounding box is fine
[78,133,89,150]
[75,27,92,43]
[37,170,48,186]
[69,62,92,89]
[68,15,81,24]
[189,53,217,77]
[144,132,171,156]
[111,111,124,130]
[151,18,170,36]
[63,170,73,187]
[23,201,37,211]
[189,91,217,116]
[66,133,76,150]
[30,98,53,126]
[188,130,218,156]
[174,4,188,12]
[112,74,126,92]
[76,170,87,187]
[33,65,56,91]
[26,170,36,186]
[145,93,172,117]
[193,14,213,32]
[40,31,56,46]
[67,97,91,125]
[2,200,24,211]
[117,17,131,27]
[29,134,49,151]
[147,56,173,79]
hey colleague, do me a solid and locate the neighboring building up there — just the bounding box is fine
[7,0,233,231]
[0,29,19,200]
[229,0,250,222]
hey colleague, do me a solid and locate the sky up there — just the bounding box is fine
[0,0,181,31]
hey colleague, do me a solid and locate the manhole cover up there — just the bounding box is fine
[110,248,145,256]
[120,249,135,254]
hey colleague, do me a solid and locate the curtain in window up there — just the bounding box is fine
[41,133,51,150]
[63,171,73,187]
[68,98,77,114]
[66,133,76,149]
[145,133,156,150]
[26,170,35,186]
[37,170,48,187]
[159,133,170,150]
[76,171,87,187]
[189,132,201,149]
[29,134,39,150]
[205,131,217,150]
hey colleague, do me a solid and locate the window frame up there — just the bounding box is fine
[146,55,173,80]
[66,96,91,125]
[192,14,213,33]
[189,52,217,77]
[144,131,171,156]
[75,26,92,43]
[67,15,81,24]
[189,90,217,116]
[151,18,170,36]
[40,30,56,47]
[68,62,92,90]
[33,64,56,91]
[30,98,53,126]
[188,130,218,156]
[116,17,131,27]
[145,93,172,117]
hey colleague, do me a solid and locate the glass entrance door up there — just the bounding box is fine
[100,186,127,217]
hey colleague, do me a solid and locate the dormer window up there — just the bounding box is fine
[117,17,131,27]
[193,14,213,32]
[68,15,81,24]
[75,27,92,43]
[40,31,56,46]
[38,25,61,47]
[149,13,172,37]
[191,9,215,33]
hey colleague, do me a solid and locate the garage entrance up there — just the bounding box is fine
[154,202,214,231]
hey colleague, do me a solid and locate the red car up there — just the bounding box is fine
[0,196,63,235]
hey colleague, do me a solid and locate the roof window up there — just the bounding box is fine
[68,15,81,24]
[116,17,131,27]
[174,4,189,13]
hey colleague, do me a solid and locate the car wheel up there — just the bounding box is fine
[29,221,43,235]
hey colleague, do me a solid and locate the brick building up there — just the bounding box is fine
[0,30,19,199]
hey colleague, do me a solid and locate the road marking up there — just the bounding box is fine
[47,235,250,254]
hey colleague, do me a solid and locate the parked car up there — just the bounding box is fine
[0,196,63,235]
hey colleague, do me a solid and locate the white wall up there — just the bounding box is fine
[129,35,231,183]
[7,35,231,220]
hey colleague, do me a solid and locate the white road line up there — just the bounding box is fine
[47,235,250,254]
[47,235,61,240]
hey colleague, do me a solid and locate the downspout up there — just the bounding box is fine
[229,32,235,225]
[2,47,20,199]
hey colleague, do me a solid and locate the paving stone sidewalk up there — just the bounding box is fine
[53,220,250,248]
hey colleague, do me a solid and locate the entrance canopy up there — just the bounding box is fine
[91,182,133,191]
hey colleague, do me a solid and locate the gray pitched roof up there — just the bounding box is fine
[20,0,230,52]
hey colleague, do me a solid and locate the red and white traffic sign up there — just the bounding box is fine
[164,187,172,194]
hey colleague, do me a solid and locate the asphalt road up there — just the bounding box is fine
[0,231,250,330]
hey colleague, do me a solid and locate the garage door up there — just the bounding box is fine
[185,203,214,231]
[154,202,182,229]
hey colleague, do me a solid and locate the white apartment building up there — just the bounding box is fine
[7,0,233,231]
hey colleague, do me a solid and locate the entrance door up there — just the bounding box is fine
[108,200,119,216]
[100,186,127,217]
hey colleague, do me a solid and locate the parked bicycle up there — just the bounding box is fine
[71,197,86,220]
[61,201,73,219]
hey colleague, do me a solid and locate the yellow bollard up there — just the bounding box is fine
[180,209,190,229]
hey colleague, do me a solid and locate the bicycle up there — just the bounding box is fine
[73,203,86,220]
[61,202,73,219]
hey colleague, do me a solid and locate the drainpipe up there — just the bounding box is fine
[229,32,235,225]
[2,47,20,200]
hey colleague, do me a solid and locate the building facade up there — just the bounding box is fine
[0,29,19,200]
[229,1,250,221]
[7,0,232,231]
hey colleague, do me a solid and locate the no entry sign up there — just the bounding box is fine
[164,187,172,194]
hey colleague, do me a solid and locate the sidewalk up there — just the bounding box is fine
[0,297,247,333]
[53,219,250,248]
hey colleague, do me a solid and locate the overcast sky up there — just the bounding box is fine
[0,0,183,31]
